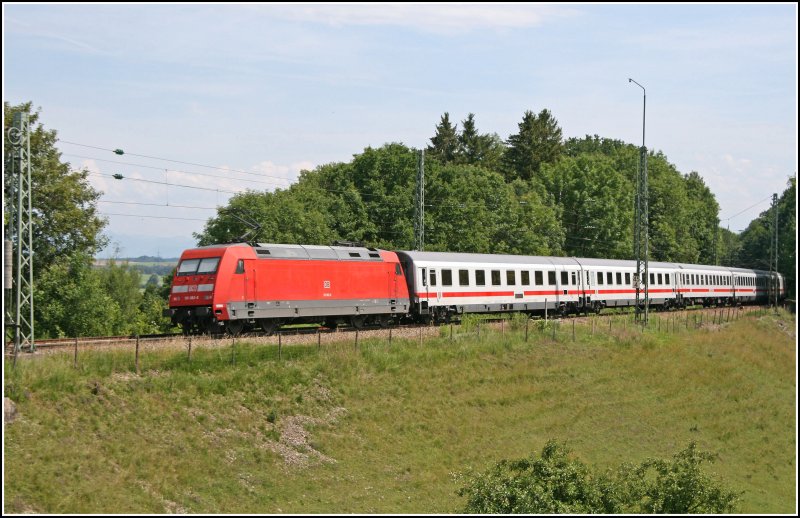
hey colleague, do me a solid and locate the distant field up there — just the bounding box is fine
[93,257,178,287]
[4,310,796,514]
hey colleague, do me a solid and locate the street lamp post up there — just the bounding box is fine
[629,78,649,325]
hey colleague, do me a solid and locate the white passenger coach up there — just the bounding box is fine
[395,251,784,322]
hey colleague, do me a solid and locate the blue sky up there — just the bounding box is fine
[3,3,797,258]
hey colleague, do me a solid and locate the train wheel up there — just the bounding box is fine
[351,315,366,329]
[376,315,391,328]
[259,319,279,335]
[226,320,244,336]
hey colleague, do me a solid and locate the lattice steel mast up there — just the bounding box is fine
[5,112,35,352]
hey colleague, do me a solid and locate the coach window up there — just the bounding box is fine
[235,259,245,274]
[650,273,655,285]
[521,271,530,286]
[616,272,622,285]
[507,270,516,286]
[606,272,613,285]
[535,271,543,286]
[442,269,453,286]
[666,274,670,285]
[597,272,604,285]
[571,271,577,286]
[459,269,469,286]
[657,273,663,285]
[492,270,501,286]
[548,271,556,286]
[430,269,437,287]
[476,270,486,286]
[625,272,631,286]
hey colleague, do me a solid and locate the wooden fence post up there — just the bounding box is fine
[135,334,140,375]
[74,337,78,368]
[278,333,282,360]
[188,335,192,361]
[525,318,529,342]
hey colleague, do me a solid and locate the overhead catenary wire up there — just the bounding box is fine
[99,212,209,221]
[89,171,244,195]
[58,139,294,183]
[719,195,773,224]
[61,153,291,188]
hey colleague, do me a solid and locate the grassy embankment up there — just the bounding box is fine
[4,309,796,514]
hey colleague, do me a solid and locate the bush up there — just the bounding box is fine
[456,440,740,514]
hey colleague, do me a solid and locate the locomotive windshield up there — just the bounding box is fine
[177,257,220,276]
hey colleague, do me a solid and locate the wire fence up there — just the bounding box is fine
[5,305,778,373]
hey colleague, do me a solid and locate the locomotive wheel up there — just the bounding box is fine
[351,315,366,329]
[226,320,244,336]
[259,319,279,335]
[323,319,338,330]
[376,315,391,328]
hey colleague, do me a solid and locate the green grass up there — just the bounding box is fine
[4,309,796,513]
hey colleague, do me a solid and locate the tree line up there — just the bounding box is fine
[3,101,795,338]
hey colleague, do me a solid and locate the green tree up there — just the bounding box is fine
[737,176,796,297]
[424,164,562,255]
[3,102,107,277]
[427,112,459,164]
[504,109,564,182]
[95,257,148,334]
[456,113,505,171]
[683,171,720,265]
[33,253,121,338]
[540,154,633,258]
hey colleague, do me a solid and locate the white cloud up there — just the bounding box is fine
[258,3,580,34]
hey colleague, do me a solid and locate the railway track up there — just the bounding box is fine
[5,304,774,356]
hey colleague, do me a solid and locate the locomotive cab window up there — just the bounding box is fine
[476,270,486,286]
[235,259,245,274]
[177,259,200,276]
[197,257,220,274]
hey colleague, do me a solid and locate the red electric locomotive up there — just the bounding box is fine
[165,243,410,334]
